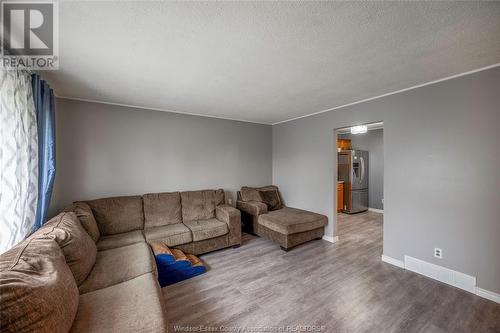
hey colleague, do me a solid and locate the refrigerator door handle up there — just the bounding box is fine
[360,156,365,183]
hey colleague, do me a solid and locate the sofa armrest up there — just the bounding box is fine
[216,205,241,246]
[236,200,268,216]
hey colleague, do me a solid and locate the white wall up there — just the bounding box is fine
[50,98,272,216]
[272,67,500,293]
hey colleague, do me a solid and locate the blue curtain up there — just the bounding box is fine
[32,74,56,228]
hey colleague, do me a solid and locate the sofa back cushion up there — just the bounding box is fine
[63,201,100,242]
[240,187,262,202]
[215,189,225,206]
[259,188,283,211]
[37,212,97,285]
[0,237,79,333]
[238,185,283,203]
[143,192,182,228]
[259,185,285,206]
[240,186,268,202]
[86,196,144,235]
[240,185,284,203]
[180,190,217,222]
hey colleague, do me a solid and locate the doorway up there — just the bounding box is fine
[335,121,384,239]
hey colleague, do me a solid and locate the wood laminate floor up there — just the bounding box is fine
[163,212,500,333]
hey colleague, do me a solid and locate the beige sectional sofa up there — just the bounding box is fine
[0,189,241,333]
[84,189,241,255]
[237,185,327,251]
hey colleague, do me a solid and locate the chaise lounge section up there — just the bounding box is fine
[237,185,327,251]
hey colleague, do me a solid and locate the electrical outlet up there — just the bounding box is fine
[227,198,233,205]
[434,248,443,259]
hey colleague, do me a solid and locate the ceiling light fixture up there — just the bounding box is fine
[350,125,368,134]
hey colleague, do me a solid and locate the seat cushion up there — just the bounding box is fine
[38,212,97,285]
[143,192,182,228]
[64,202,100,242]
[184,218,229,242]
[0,237,79,333]
[86,196,144,235]
[96,230,145,251]
[144,224,192,246]
[180,190,216,222]
[79,242,155,294]
[258,207,327,235]
[70,273,167,333]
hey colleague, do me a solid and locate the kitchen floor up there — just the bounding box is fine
[163,211,500,332]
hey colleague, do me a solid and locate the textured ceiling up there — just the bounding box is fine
[45,1,500,124]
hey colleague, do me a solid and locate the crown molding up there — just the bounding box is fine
[54,95,272,126]
[272,63,500,125]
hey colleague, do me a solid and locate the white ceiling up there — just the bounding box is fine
[46,1,500,124]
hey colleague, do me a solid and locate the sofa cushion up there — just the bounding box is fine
[64,202,100,242]
[96,230,145,251]
[184,218,229,242]
[215,188,225,206]
[144,224,193,246]
[143,192,182,228]
[240,186,262,202]
[258,185,280,192]
[0,237,79,333]
[79,242,155,294]
[240,185,283,202]
[180,190,216,222]
[38,212,97,285]
[258,207,327,235]
[259,188,283,211]
[70,273,167,333]
[86,196,144,235]
[236,200,268,216]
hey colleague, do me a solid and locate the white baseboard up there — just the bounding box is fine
[323,235,339,243]
[475,287,500,304]
[381,254,499,304]
[381,255,405,269]
[404,256,476,293]
[368,208,384,213]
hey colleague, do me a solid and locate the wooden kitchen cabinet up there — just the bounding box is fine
[337,139,351,151]
[337,182,344,212]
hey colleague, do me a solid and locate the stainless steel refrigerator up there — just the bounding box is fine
[338,150,369,214]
